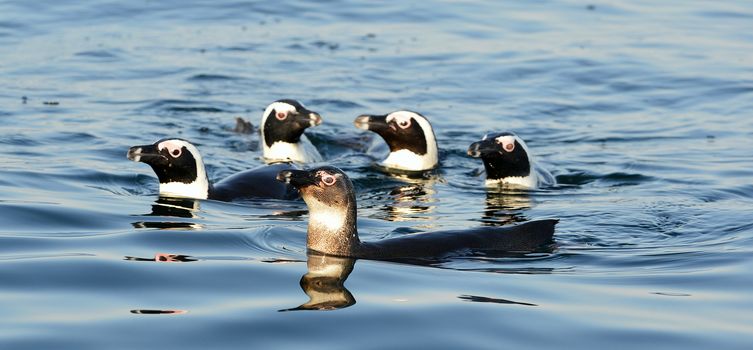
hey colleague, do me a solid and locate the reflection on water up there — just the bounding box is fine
[378,179,438,223]
[481,190,532,226]
[145,197,201,218]
[282,252,356,311]
[458,294,537,307]
[130,309,188,315]
[131,197,204,230]
[125,253,198,263]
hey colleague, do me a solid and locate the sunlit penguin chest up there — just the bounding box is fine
[381,149,437,171]
[159,180,209,199]
[264,139,322,163]
[485,174,538,188]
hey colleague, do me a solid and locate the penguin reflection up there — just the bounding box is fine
[281,252,356,311]
[131,197,203,230]
[379,179,438,223]
[481,190,532,226]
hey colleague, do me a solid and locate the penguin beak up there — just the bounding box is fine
[295,109,323,128]
[354,114,389,132]
[277,169,318,188]
[128,144,166,164]
[467,139,498,158]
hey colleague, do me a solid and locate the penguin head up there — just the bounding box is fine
[276,166,355,213]
[128,138,210,199]
[354,110,438,171]
[467,132,532,181]
[261,99,322,148]
[276,166,358,252]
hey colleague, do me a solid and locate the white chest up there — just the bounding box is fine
[381,149,437,171]
[485,174,538,189]
[159,181,209,199]
[263,137,322,163]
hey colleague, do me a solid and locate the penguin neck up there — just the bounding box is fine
[482,158,536,188]
[264,140,304,162]
[381,149,438,171]
[304,195,360,256]
[482,157,531,180]
[157,163,211,200]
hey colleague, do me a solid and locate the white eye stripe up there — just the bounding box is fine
[158,140,188,158]
[386,113,414,129]
[494,135,517,152]
[321,174,336,185]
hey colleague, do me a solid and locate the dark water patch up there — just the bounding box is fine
[599,172,653,186]
[0,134,42,146]
[73,49,122,61]
[309,40,340,51]
[137,99,240,115]
[187,74,240,82]
[0,202,125,233]
[309,98,364,110]
[697,10,753,19]
[458,294,537,306]
[46,131,99,143]
[167,107,226,113]
[216,43,262,52]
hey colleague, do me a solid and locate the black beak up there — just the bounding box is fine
[127,144,165,164]
[277,169,318,188]
[354,114,390,133]
[294,109,323,128]
[467,139,499,158]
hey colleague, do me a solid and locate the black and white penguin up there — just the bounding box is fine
[261,99,324,163]
[354,110,439,172]
[276,166,557,260]
[467,132,555,189]
[128,138,298,201]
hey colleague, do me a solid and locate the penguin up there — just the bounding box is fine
[467,132,555,189]
[260,99,324,163]
[276,166,557,260]
[353,110,439,172]
[128,138,298,201]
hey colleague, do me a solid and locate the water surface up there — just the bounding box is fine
[1,1,752,349]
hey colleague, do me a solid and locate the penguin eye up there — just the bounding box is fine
[276,111,287,120]
[502,141,515,152]
[170,148,182,158]
[397,119,411,129]
[321,174,337,186]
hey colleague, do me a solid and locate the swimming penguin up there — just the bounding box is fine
[128,138,298,201]
[467,132,555,189]
[261,99,324,163]
[276,166,557,260]
[354,110,439,172]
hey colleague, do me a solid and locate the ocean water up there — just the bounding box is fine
[1,0,752,348]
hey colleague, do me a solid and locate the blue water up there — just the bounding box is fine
[1,0,753,348]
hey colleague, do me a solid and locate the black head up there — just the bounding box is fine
[128,138,210,198]
[261,99,322,147]
[353,110,436,156]
[467,132,532,180]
